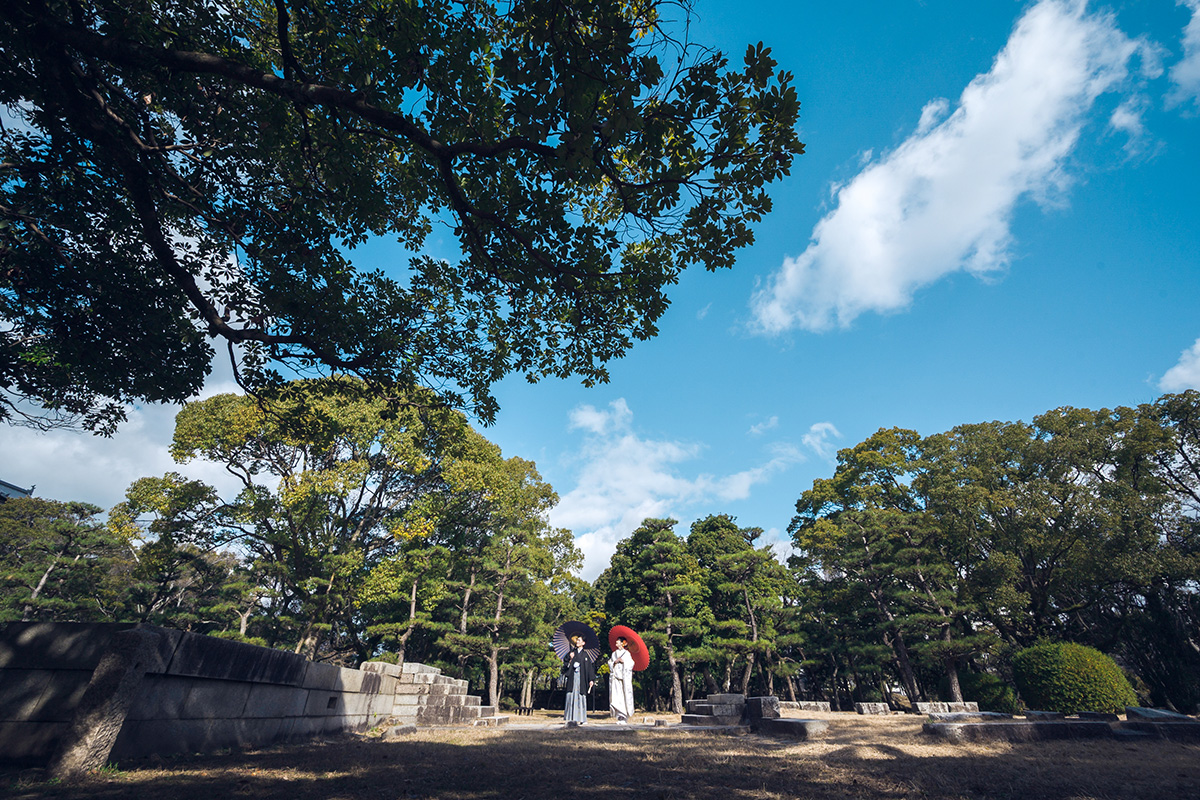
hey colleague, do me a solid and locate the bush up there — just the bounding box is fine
[941,672,1020,714]
[1012,641,1138,714]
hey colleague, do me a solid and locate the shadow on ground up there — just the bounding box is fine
[5,719,1200,800]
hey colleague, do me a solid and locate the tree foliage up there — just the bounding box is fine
[0,0,802,432]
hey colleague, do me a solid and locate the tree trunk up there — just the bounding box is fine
[487,647,501,707]
[943,626,963,702]
[521,668,535,708]
[23,555,61,621]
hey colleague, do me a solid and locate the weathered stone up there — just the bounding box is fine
[382,724,417,739]
[680,713,743,726]
[0,669,54,720]
[753,717,829,739]
[1125,706,1195,721]
[915,701,980,714]
[0,721,69,764]
[704,693,746,705]
[165,632,307,686]
[1120,720,1200,741]
[927,711,1014,722]
[780,700,832,713]
[241,684,309,719]
[923,720,1114,743]
[1077,711,1119,722]
[1023,710,1065,720]
[854,702,890,715]
[360,661,404,679]
[746,696,781,720]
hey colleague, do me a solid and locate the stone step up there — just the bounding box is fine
[471,715,510,727]
[394,682,466,696]
[392,694,480,713]
[681,713,744,727]
[704,694,747,705]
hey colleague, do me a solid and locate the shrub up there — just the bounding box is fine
[940,672,1020,713]
[1012,642,1137,714]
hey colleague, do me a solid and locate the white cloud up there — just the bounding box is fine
[1168,0,1200,109]
[748,415,780,436]
[751,0,1144,334]
[802,422,843,460]
[1160,338,1200,391]
[551,400,803,579]
[0,356,243,511]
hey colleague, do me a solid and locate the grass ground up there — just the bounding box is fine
[5,709,1199,799]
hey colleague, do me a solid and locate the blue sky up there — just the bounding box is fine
[4,0,1200,580]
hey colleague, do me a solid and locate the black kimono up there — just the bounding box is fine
[562,647,596,723]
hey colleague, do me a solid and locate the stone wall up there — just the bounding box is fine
[0,622,466,773]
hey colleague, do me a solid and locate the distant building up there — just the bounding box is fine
[0,479,34,499]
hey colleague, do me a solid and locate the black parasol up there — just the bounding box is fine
[551,620,601,661]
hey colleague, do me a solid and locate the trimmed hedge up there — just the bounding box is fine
[1012,641,1137,714]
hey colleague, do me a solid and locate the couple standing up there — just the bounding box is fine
[562,633,635,724]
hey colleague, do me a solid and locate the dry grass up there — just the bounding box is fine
[6,710,1200,800]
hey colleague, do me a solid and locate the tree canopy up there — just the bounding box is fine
[0,0,803,432]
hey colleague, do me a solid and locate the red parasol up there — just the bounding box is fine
[608,625,650,671]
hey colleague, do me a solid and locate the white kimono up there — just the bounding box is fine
[607,648,635,722]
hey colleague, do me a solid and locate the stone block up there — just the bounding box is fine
[301,661,342,690]
[753,717,829,739]
[304,689,344,716]
[746,696,781,720]
[1077,711,1120,722]
[1120,720,1200,741]
[399,662,439,674]
[680,713,743,726]
[0,669,54,721]
[279,716,328,740]
[111,717,285,759]
[923,720,1114,743]
[398,672,436,685]
[781,701,831,713]
[125,675,194,721]
[339,692,377,717]
[382,724,417,739]
[855,702,890,715]
[0,623,127,670]
[1125,706,1195,721]
[182,680,253,719]
[685,699,710,714]
[361,661,404,679]
[243,683,308,719]
[704,693,746,705]
[0,721,68,764]
[28,670,93,722]
[165,632,308,686]
[927,711,1014,722]
[707,703,741,717]
[1024,710,1065,720]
